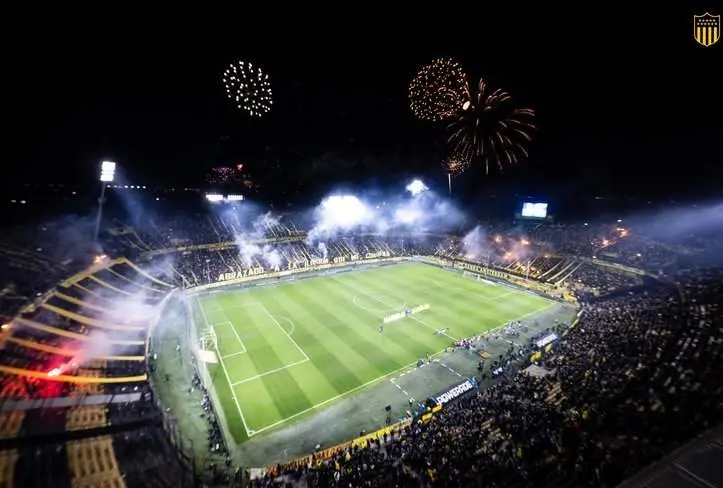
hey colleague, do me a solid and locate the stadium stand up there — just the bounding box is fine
[0,206,720,487]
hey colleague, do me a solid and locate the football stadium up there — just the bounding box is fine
[3,19,722,488]
[1,184,722,487]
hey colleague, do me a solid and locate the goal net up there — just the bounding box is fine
[196,326,219,365]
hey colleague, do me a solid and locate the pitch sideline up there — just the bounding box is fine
[199,277,559,438]
[245,301,556,436]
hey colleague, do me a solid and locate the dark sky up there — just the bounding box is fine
[7,6,723,201]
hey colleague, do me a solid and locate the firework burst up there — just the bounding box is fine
[222,60,273,117]
[441,153,471,176]
[408,58,468,121]
[448,78,536,173]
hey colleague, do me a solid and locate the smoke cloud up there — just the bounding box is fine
[461,225,489,261]
[231,212,286,269]
[306,187,467,244]
[318,242,328,259]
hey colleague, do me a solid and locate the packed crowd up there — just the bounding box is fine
[152,234,652,297]
[257,264,722,487]
[192,373,227,456]
[0,255,195,487]
[0,202,720,487]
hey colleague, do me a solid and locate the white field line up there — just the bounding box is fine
[244,300,559,436]
[230,358,310,386]
[213,320,247,354]
[203,273,559,436]
[222,351,247,359]
[342,278,457,341]
[247,347,448,436]
[494,302,557,330]
[196,296,253,436]
[274,315,296,336]
[431,279,516,302]
[254,302,310,362]
[486,290,517,301]
[409,315,458,341]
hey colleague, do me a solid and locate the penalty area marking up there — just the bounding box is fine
[254,303,310,361]
[239,302,558,436]
[195,296,253,437]
[243,345,450,437]
[230,358,310,386]
[273,315,296,336]
[212,320,247,354]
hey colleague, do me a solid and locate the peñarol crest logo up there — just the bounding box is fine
[693,13,720,47]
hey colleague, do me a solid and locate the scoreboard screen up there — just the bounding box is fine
[521,202,548,219]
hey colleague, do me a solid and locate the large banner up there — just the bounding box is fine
[215,251,392,283]
[191,253,398,292]
[433,379,476,406]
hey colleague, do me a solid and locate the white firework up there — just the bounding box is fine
[222,60,273,117]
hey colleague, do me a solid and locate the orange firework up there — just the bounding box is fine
[441,153,471,176]
[448,78,536,173]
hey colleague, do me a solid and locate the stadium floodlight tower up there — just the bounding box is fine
[94,161,116,243]
[406,179,428,197]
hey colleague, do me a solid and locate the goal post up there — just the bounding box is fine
[196,325,219,366]
[200,326,218,353]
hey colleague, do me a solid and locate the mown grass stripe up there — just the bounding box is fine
[295,280,404,376]
[331,274,448,355]
[259,290,359,397]
[314,277,439,362]
[352,270,490,332]
[224,302,313,426]
[202,262,558,445]
[283,283,376,373]
[353,267,546,339]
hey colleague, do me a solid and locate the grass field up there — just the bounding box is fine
[194,262,552,444]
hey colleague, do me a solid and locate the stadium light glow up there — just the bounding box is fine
[99,161,116,182]
[226,194,244,201]
[406,179,428,196]
[94,160,116,243]
[205,194,224,202]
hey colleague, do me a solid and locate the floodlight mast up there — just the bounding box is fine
[94,161,116,243]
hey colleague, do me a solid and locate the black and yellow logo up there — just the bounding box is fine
[693,13,720,47]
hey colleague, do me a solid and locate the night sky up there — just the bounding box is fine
[7,6,722,202]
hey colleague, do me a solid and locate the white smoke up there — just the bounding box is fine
[307,195,375,243]
[45,271,171,373]
[318,242,328,259]
[306,188,467,243]
[391,194,465,232]
[462,225,489,260]
[234,212,285,269]
[72,330,114,364]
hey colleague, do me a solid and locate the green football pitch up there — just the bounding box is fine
[193,262,552,444]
